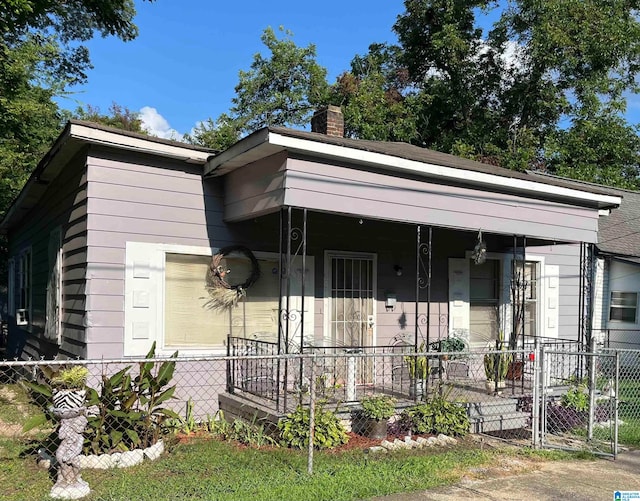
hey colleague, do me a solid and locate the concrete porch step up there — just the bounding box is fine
[469,411,530,433]
[467,398,519,418]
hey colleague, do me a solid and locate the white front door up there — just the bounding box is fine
[325,252,376,347]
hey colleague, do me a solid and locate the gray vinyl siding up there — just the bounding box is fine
[84,147,232,358]
[7,151,88,359]
[528,243,581,340]
[281,158,599,243]
[223,152,287,222]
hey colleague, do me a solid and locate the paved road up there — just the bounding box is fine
[372,449,640,501]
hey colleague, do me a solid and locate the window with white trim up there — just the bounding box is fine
[609,292,638,323]
[124,242,314,356]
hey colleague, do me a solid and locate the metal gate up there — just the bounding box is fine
[537,347,619,457]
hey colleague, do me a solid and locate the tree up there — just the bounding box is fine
[0,1,152,288]
[188,26,330,150]
[0,0,151,220]
[330,44,418,142]
[183,113,241,151]
[0,38,62,218]
[231,26,329,133]
[1,0,143,86]
[546,111,640,189]
[74,103,147,134]
[384,0,640,185]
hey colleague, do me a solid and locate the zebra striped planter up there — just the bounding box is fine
[52,389,86,410]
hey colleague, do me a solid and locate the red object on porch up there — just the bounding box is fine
[529,352,535,361]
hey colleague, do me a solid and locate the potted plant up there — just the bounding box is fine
[404,342,430,399]
[50,365,89,410]
[434,336,466,360]
[357,394,396,439]
[483,336,512,395]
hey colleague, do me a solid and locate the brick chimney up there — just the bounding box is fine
[311,105,344,137]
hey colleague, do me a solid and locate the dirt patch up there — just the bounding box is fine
[0,385,18,401]
[0,418,24,438]
[461,456,540,481]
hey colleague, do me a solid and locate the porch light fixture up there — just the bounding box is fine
[472,230,487,265]
[394,265,403,277]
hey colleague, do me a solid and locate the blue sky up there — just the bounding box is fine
[63,0,640,139]
[62,0,405,138]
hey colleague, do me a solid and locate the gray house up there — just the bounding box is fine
[527,173,640,350]
[1,107,621,364]
[593,187,640,348]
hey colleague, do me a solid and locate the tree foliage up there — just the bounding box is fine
[189,26,330,150]
[1,0,142,86]
[0,0,149,220]
[232,26,329,133]
[183,113,241,152]
[0,1,150,291]
[74,103,147,134]
[328,0,640,187]
[330,43,418,142]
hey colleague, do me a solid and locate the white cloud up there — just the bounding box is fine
[139,106,181,140]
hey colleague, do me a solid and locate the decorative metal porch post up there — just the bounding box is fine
[578,241,595,378]
[413,225,432,400]
[277,206,307,412]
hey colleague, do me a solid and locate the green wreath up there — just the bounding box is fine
[205,245,261,311]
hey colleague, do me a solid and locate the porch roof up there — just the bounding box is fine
[204,127,620,244]
[204,127,620,210]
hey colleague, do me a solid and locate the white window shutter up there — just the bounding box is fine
[45,228,62,343]
[124,242,162,356]
[501,257,514,339]
[544,264,560,338]
[448,258,470,340]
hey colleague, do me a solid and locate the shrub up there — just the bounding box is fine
[83,342,181,454]
[360,395,396,421]
[278,404,348,450]
[204,411,278,447]
[561,385,589,412]
[401,397,469,437]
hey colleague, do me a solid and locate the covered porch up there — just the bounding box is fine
[202,123,619,416]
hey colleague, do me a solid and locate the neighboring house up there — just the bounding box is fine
[0,107,621,363]
[528,173,640,350]
[593,188,640,348]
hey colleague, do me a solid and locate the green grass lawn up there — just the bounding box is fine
[0,381,580,501]
[0,434,572,501]
[617,379,640,446]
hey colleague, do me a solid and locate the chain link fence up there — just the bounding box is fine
[2,345,639,498]
[538,348,618,456]
[601,348,640,451]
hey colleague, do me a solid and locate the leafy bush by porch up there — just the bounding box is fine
[278,404,349,449]
[401,397,469,437]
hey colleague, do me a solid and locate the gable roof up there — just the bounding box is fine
[205,126,621,209]
[0,120,214,233]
